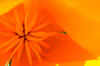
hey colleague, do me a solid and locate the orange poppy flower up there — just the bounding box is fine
[0,0,97,66]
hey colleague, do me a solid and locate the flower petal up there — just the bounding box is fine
[25,40,32,66]
[2,38,21,53]
[50,5,100,56]
[11,48,30,66]
[42,35,97,63]
[24,0,37,12]
[35,23,97,63]
[41,61,85,66]
[29,41,42,63]
[0,16,16,32]
[38,0,100,56]
[59,61,85,66]
[64,0,100,22]
[11,46,39,66]
[8,38,24,62]
[0,3,25,33]
[65,12,100,56]
[0,0,23,15]
[65,7,100,56]
[0,49,13,66]
[0,35,19,48]
[16,42,24,62]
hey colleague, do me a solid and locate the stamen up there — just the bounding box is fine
[16,26,24,36]
[13,10,23,32]
[0,19,15,32]
[13,10,24,36]
[29,32,57,42]
[0,35,19,48]
[33,20,51,31]
[45,32,58,37]
[2,38,21,53]
[38,41,50,48]
[25,40,32,66]
[31,42,42,53]
[29,41,42,63]
[30,41,48,58]
[30,32,47,37]
[63,31,67,34]
[59,31,67,34]
[0,32,15,37]
[26,35,46,41]
[57,31,67,40]
[8,38,24,64]
[24,12,28,34]
[16,42,24,61]
[27,13,37,32]
[0,16,15,25]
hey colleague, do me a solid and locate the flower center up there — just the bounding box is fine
[0,9,67,65]
[17,24,29,41]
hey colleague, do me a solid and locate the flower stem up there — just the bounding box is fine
[8,59,12,66]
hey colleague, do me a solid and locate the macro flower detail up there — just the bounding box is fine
[0,3,60,66]
[0,1,97,66]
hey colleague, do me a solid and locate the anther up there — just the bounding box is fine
[59,31,67,34]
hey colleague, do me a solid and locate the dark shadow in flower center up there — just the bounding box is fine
[15,24,30,42]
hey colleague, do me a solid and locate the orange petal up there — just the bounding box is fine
[29,41,42,63]
[0,22,12,33]
[24,0,37,12]
[59,61,85,66]
[12,46,38,66]
[63,0,100,22]
[64,9,100,56]
[40,0,100,56]
[43,35,97,63]
[0,32,15,38]
[13,3,25,24]
[11,48,30,66]
[65,11,100,56]
[0,0,23,15]
[24,0,38,34]
[38,41,50,48]
[8,38,24,62]
[37,0,100,56]
[0,12,15,25]
[11,55,20,66]
[50,4,100,56]
[0,3,25,28]
[0,49,13,66]
[41,61,85,66]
